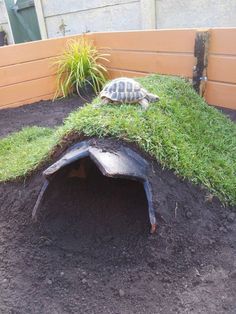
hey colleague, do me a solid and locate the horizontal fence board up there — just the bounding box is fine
[205,81,236,110]
[210,28,236,55]
[0,76,57,108]
[103,51,194,77]
[94,29,196,52]
[0,58,57,87]
[208,55,236,84]
[0,93,55,110]
[108,68,147,79]
[0,34,85,67]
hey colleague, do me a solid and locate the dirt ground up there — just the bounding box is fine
[0,98,236,314]
[0,95,93,138]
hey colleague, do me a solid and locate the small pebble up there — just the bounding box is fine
[66,253,73,258]
[82,271,87,276]
[119,289,125,297]
[229,270,236,279]
[82,278,87,284]
[186,211,192,219]
[60,271,64,276]
[227,212,235,223]
[46,279,52,285]
[219,226,227,233]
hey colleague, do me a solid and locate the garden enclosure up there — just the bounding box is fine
[0,28,235,110]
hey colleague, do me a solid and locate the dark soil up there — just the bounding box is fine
[0,95,93,138]
[0,98,236,314]
[217,106,236,123]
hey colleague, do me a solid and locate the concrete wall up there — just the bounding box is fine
[0,0,13,44]
[42,0,236,39]
[155,0,236,29]
[2,0,236,44]
[41,0,142,38]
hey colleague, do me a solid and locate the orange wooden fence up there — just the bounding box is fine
[205,28,236,110]
[0,28,235,110]
[0,34,83,109]
[93,29,196,79]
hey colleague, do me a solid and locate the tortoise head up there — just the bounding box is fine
[146,93,160,103]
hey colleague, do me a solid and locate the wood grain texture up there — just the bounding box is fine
[0,93,54,109]
[0,34,88,67]
[209,28,236,55]
[102,51,195,77]
[0,76,56,108]
[107,68,147,79]
[208,55,236,84]
[94,29,196,52]
[205,81,236,109]
[0,58,57,87]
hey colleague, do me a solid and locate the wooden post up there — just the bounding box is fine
[140,0,156,29]
[192,30,210,96]
[34,0,48,39]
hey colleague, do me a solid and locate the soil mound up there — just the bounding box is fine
[0,138,235,313]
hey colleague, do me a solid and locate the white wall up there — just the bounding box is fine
[0,0,13,44]
[155,0,236,29]
[41,0,142,38]
[2,0,236,44]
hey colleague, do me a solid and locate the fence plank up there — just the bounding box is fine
[94,29,196,52]
[0,34,84,67]
[0,76,56,108]
[205,81,236,110]
[208,55,236,84]
[103,51,194,77]
[0,58,57,87]
[0,93,54,109]
[108,68,146,78]
[210,28,236,55]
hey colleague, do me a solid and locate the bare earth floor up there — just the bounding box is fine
[0,98,235,314]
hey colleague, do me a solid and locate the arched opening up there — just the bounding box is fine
[39,157,150,249]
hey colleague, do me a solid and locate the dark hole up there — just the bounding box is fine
[40,157,149,251]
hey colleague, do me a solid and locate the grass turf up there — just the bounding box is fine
[0,75,235,205]
[0,127,55,181]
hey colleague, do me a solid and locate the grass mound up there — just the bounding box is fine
[0,127,55,181]
[0,75,235,205]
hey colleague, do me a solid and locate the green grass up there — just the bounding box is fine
[0,75,235,205]
[0,127,56,181]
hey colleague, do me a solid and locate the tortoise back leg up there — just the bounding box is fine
[139,98,150,110]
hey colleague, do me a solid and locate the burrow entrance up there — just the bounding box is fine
[39,157,149,250]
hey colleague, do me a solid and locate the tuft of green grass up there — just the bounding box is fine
[0,75,235,205]
[0,127,56,181]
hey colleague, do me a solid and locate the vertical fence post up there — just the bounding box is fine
[192,30,210,97]
[140,0,156,29]
[34,0,48,39]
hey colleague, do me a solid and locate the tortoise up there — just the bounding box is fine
[97,77,160,110]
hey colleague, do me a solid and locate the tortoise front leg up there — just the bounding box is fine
[93,98,110,109]
[139,98,150,110]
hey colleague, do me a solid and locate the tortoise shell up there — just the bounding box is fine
[100,77,147,103]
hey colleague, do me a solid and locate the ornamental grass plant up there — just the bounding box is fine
[54,37,109,99]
